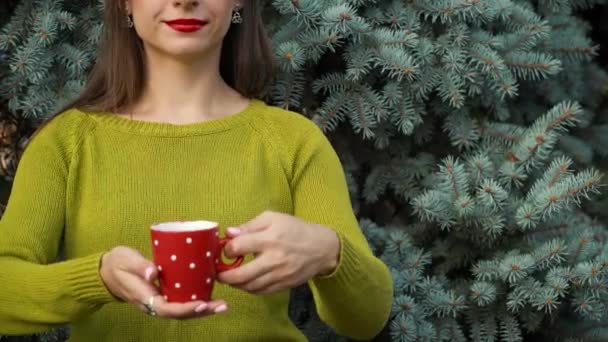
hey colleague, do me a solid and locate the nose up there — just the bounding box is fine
[173,0,199,8]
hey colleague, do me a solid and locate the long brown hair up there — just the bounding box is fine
[37,0,274,131]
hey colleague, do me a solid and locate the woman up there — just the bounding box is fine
[0,0,393,341]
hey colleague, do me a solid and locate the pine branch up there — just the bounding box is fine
[415,0,486,24]
[470,281,497,306]
[506,101,582,172]
[504,52,562,81]
[499,313,523,342]
[515,169,602,230]
[271,70,306,109]
[479,121,524,147]
[311,91,350,132]
[272,0,323,27]
[275,41,307,72]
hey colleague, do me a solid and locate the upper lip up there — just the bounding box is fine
[165,18,206,25]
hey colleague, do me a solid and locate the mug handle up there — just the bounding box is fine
[216,237,244,272]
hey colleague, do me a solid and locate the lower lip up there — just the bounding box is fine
[166,23,205,33]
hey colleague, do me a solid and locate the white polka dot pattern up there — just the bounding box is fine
[151,225,229,303]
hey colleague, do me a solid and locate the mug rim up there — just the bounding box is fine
[150,220,218,232]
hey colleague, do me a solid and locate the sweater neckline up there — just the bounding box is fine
[86,98,263,137]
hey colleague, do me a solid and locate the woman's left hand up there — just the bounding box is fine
[217,211,340,295]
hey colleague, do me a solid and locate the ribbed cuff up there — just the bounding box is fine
[312,231,363,290]
[63,251,122,305]
[306,229,393,339]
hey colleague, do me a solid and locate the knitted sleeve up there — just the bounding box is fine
[0,111,118,335]
[290,124,393,340]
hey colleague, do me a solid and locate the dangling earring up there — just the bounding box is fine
[231,5,242,24]
[126,15,134,28]
[125,1,134,28]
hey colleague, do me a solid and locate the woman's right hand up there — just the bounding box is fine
[99,246,228,319]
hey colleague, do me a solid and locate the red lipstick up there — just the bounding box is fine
[165,19,207,33]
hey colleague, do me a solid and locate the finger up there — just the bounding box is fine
[224,231,269,259]
[204,299,229,314]
[186,299,228,316]
[254,282,290,295]
[116,249,158,281]
[143,265,158,282]
[138,294,164,316]
[119,271,161,303]
[237,270,279,294]
[241,267,312,295]
[217,254,274,285]
[150,295,224,319]
[226,211,275,237]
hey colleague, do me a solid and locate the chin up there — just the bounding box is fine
[162,45,215,60]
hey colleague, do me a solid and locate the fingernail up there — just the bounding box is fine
[194,303,207,313]
[214,304,227,313]
[227,227,241,236]
[144,266,154,281]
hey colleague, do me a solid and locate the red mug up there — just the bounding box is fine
[150,220,244,303]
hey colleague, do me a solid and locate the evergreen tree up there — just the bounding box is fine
[1,0,608,341]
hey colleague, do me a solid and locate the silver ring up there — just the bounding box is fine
[143,296,157,316]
